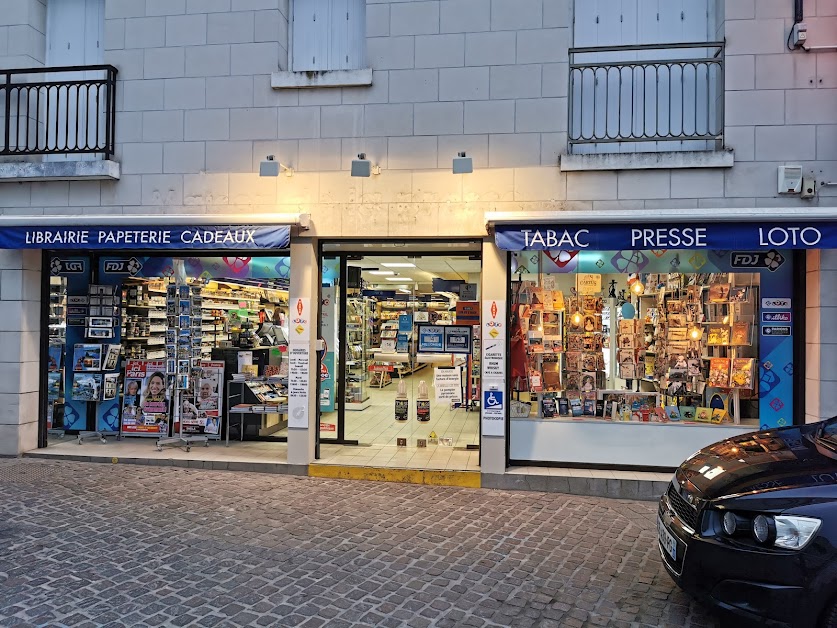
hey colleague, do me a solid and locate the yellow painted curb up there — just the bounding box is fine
[309,464,481,488]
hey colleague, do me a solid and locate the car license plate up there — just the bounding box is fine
[658,516,677,561]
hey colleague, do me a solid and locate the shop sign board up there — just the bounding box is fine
[456,301,480,324]
[460,283,478,300]
[289,297,311,341]
[762,312,792,323]
[481,300,506,378]
[287,344,310,429]
[2,225,291,250]
[481,300,506,437]
[762,298,792,309]
[495,222,837,251]
[417,325,445,352]
[762,325,792,337]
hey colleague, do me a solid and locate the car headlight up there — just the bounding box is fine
[720,510,822,550]
[774,516,822,550]
[722,511,736,535]
[753,514,775,544]
[722,511,750,536]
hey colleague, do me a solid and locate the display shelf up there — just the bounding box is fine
[201,302,250,310]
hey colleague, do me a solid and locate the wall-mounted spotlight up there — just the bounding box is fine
[452,151,473,174]
[259,155,293,177]
[351,153,381,177]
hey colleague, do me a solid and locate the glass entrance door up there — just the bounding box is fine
[317,249,482,470]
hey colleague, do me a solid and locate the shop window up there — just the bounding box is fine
[508,250,789,429]
[45,254,292,444]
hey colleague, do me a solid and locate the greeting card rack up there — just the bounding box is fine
[156,269,209,452]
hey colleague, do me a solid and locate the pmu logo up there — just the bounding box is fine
[731,250,785,272]
[50,258,85,275]
[103,257,143,276]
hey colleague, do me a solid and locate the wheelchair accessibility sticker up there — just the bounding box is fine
[484,390,504,410]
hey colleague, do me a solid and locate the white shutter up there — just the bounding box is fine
[45,0,103,158]
[47,0,87,66]
[329,0,348,70]
[84,0,104,65]
[346,0,365,70]
[293,0,330,71]
[294,0,365,71]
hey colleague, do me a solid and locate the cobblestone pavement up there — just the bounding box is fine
[0,459,718,628]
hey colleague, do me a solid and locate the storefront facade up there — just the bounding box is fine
[0,217,304,457]
[478,213,833,472]
[2,0,837,484]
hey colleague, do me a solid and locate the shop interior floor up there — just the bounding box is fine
[322,369,479,448]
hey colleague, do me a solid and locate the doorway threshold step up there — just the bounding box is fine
[308,464,481,488]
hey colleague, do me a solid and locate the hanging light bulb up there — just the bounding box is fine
[631,280,645,295]
[689,326,702,340]
[572,310,583,325]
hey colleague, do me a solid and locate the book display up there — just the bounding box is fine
[511,270,760,426]
[346,297,374,407]
[46,255,291,444]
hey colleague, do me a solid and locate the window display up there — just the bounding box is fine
[510,250,774,428]
[45,254,291,441]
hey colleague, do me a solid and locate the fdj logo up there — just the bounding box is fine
[731,250,785,272]
[103,257,143,276]
[50,258,85,275]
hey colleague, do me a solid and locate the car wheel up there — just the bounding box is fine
[821,598,837,628]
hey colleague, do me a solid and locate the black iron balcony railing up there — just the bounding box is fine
[568,42,724,151]
[1,64,118,158]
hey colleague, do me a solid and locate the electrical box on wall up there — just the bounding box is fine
[778,166,803,194]
[801,176,816,199]
[792,22,807,48]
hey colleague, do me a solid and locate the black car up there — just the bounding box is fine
[658,418,837,627]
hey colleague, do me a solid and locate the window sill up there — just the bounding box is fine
[0,159,120,182]
[559,149,734,172]
[271,68,373,89]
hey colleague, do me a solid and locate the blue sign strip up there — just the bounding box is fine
[0,225,291,250]
[495,222,836,251]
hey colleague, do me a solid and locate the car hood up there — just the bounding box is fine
[675,421,837,500]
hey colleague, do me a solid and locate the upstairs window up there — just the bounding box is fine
[292,0,366,72]
[570,0,721,154]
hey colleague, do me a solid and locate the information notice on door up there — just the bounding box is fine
[481,300,506,436]
[434,367,462,404]
[287,343,310,429]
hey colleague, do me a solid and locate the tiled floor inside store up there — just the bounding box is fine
[317,368,480,470]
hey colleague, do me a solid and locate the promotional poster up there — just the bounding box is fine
[179,361,225,436]
[121,360,170,436]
